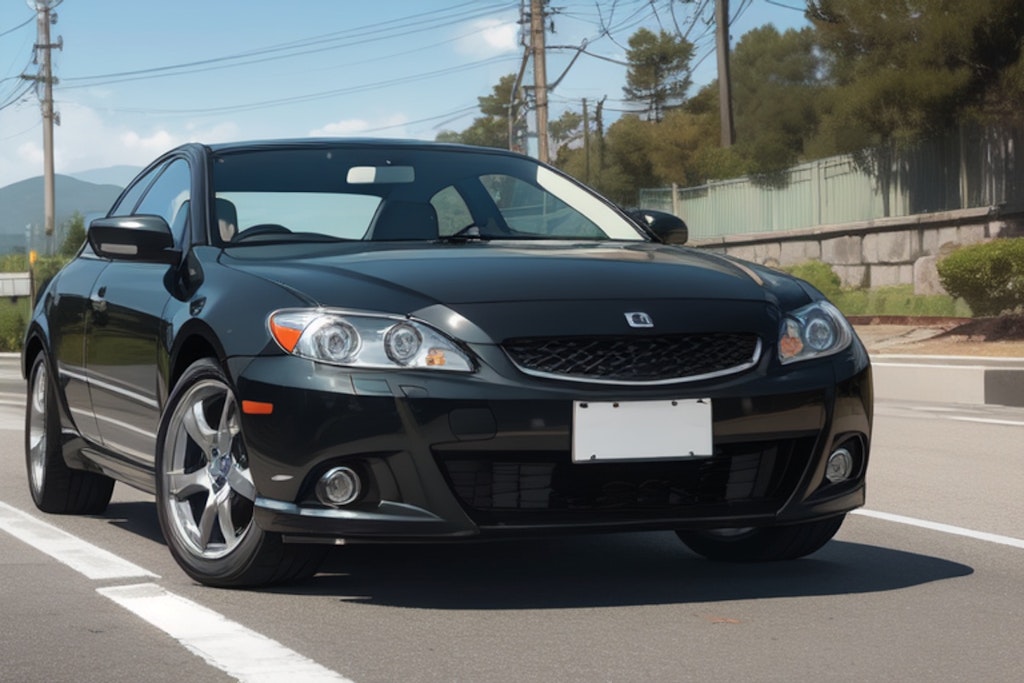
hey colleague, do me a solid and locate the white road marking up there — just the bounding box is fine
[0,501,354,681]
[99,583,353,683]
[0,501,157,580]
[937,416,1024,427]
[854,509,1024,550]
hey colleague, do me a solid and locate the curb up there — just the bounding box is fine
[871,355,1024,407]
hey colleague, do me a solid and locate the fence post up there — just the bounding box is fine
[672,182,680,217]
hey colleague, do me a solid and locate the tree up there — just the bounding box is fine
[548,110,583,152]
[436,74,522,149]
[690,25,824,184]
[622,28,694,122]
[59,211,87,258]
[730,26,823,179]
[808,0,1024,213]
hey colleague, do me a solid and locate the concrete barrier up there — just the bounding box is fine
[871,355,1024,407]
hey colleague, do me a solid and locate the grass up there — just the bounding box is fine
[832,285,972,318]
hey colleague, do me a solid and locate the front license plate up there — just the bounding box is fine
[572,399,713,463]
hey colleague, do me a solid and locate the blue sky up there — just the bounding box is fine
[0,0,808,187]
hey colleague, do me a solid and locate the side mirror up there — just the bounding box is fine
[630,209,688,245]
[88,215,180,264]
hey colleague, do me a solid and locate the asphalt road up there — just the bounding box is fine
[1,355,1023,683]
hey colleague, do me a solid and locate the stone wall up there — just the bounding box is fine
[691,207,1024,295]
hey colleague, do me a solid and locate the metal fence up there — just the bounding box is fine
[639,125,1023,240]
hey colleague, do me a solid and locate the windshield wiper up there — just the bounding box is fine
[435,224,493,243]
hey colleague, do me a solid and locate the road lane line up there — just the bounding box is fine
[939,416,1024,427]
[98,583,353,683]
[854,509,1024,550]
[0,501,157,579]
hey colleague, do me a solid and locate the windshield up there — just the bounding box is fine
[211,146,647,245]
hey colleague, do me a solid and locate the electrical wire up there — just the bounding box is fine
[60,1,518,89]
[94,55,519,117]
[763,0,807,10]
[0,15,34,39]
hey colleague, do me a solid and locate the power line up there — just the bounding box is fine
[763,0,806,10]
[0,15,34,39]
[95,56,518,117]
[0,119,40,141]
[60,1,517,89]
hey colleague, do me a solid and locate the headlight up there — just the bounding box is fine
[778,301,854,364]
[269,309,474,372]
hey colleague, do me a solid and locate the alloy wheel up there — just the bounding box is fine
[162,378,257,560]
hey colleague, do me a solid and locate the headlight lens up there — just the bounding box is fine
[269,309,473,372]
[778,301,854,364]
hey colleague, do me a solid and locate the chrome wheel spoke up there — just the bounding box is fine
[216,488,240,547]
[226,466,256,502]
[182,400,217,457]
[167,467,212,500]
[214,393,239,455]
[195,486,223,550]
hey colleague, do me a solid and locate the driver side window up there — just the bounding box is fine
[134,159,191,244]
[431,186,474,236]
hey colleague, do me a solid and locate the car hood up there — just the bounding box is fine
[220,241,809,339]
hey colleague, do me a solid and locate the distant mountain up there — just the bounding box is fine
[69,165,142,188]
[0,175,123,254]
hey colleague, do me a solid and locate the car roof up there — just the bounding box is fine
[199,138,524,159]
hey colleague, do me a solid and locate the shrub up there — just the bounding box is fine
[833,285,970,317]
[0,299,28,352]
[782,260,842,300]
[937,238,1024,317]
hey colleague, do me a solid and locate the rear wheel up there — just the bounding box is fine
[676,515,845,562]
[25,353,114,514]
[155,359,326,587]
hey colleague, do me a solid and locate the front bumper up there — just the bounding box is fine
[231,346,872,542]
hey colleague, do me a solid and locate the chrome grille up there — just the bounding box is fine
[502,333,761,384]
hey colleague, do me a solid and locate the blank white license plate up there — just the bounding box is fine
[572,399,713,463]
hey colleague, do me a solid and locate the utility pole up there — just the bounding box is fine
[582,97,590,184]
[22,0,62,239]
[530,0,550,164]
[595,96,606,171]
[715,0,735,147]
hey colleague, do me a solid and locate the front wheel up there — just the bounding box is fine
[676,515,846,562]
[25,353,114,514]
[155,359,325,587]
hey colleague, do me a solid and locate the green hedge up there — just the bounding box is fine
[937,238,1024,317]
[784,260,969,317]
[782,260,842,300]
[0,299,29,352]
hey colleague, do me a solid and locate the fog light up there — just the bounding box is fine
[825,448,854,483]
[316,467,361,506]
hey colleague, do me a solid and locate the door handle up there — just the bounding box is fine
[91,286,107,313]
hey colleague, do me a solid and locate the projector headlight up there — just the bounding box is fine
[778,300,854,365]
[269,309,474,372]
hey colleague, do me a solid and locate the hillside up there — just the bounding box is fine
[70,166,141,188]
[0,175,123,253]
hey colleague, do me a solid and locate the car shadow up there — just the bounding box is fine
[268,532,972,608]
[102,501,164,544]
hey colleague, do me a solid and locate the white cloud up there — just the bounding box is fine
[0,103,246,187]
[309,114,409,138]
[455,19,519,58]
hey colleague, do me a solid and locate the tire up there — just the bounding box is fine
[676,515,846,562]
[25,353,114,514]
[155,359,326,587]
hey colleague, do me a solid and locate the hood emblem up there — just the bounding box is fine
[625,312,654,328]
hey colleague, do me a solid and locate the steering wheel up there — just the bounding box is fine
[232,224,292,242]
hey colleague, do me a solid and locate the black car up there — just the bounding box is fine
[23,139,872,587]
